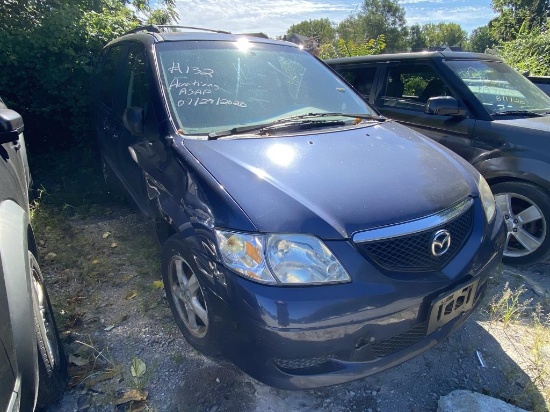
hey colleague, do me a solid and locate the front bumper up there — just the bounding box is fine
[205,205,506,389]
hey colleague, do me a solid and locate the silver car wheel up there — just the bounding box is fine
[168,255,209,338]
[495,192,547,258]
[31,262,61,372]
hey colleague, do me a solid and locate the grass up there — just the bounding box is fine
[486,281,550,411]
[489,282,533,327]
[29,146,164,409]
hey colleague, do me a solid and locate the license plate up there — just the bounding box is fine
[427,279,479,335]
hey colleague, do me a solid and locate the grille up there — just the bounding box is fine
[355,205,473,271]
[371,322,428,358]
[273,355,333,370]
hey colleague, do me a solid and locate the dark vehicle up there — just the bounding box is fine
[528,76,550,97]
[93,26,505,390]
[327,51,550,265]
[0,98,67,410]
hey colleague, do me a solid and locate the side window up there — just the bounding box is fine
[120,44,149,115]
[98,46,124,108]
[336,66,376,99]
[379,64,452,111]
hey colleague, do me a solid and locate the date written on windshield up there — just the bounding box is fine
[177,97,247,108]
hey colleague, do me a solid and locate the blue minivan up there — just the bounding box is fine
[93,25,506,389]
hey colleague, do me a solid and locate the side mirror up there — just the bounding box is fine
[0,109,23,144]
[425,96,467,117]
[123,107,143,136]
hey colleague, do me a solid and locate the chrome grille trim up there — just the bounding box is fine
[352,197,473,243]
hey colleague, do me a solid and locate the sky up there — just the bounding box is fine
[174,0,496,38]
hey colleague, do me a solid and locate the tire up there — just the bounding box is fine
[492,181,550,265]
[161,235,218,355]
[29,252,68,409]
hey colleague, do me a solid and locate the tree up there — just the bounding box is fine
[468,25,496,52]
[336,15,365,43]
[421,22,468,49]
[337,0,408,52]
[361,0,408,52]
[490,0,550,42]
[0,0,176,149]
[318,35,386,59]
[286,18,336,44]
[408,24,427,51]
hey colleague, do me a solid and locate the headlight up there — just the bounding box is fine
[214,231,276,284]
[215,230,351,285]
[266,234,350,284]
[478,174,496,222]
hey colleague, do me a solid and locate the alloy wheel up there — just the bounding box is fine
[168,256,209,338]
[31,266,61,372]
[495,192,547,258]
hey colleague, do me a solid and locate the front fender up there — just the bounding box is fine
[0,200,38,411]
[475,156,550,193]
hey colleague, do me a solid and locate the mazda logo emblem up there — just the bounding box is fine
[431,229,451,257]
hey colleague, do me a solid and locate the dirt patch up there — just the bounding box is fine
[35,205,550,412]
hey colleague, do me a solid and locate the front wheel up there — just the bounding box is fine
[161,235,218,355]
[492,181,550,265]
[30,251,67,409]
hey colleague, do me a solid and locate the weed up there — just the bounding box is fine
[484,282,550,410]
[68,337,121,389]
[489,282,532,327]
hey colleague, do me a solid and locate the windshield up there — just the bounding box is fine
[445,59,550,115]
[156,40,375,135]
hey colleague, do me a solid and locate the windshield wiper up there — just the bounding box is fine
[207,112,385,140]
[301,112,386,121]
[492,110,545,117]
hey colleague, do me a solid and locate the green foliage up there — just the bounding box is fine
[421,22,467,48]
[402,75,428,96]
[498,29,550,75]
[286,18,336,44]
[337,0,408,52]
[318,35,386,59]
[468,25,496,52]
[0,0,175,149]
[490,0,549,42]
[408,24,427,51]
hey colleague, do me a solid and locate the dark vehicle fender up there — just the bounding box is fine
[148,140,257,294]
[474,156,550,193]
[0,200,38,411]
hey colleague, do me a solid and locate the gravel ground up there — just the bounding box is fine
[35,207,550,412]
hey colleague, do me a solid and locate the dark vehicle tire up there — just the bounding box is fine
[492,181,550,265]
[161,235,218,355]
[29,252,68,409]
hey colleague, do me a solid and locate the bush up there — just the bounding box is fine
[0,1,138,149]
[498,30,550,76]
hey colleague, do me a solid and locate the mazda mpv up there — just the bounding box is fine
[93,26,505,389]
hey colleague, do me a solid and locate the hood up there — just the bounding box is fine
[493,114,550,132]
[481,116,550,155]
[182,122,476,239]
